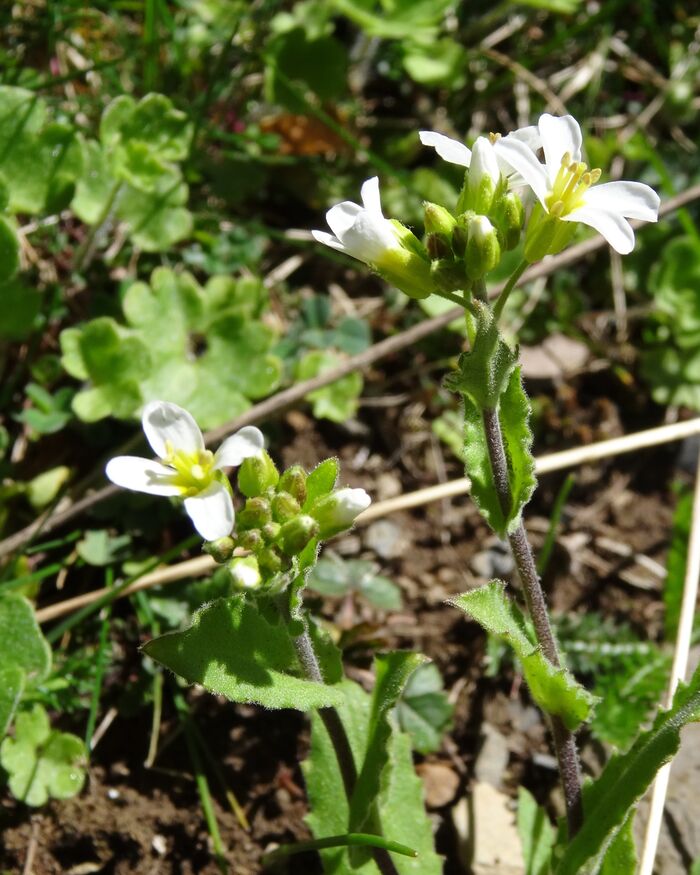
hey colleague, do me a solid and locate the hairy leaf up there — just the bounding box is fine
[0,595,52,685]
[0,665,25,739]
[303,679,442,874]
[451,582,596,730]
[349,651,426,832]
[555,662,700,875]
[517,787,555,875]
[598,813,637,875]
[143,595,344,710]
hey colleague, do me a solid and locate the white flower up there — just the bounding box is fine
[312,177,401,266]
[105,401,264,541]
[494,113,660,254]
[332,487,372,526]
[419,127,541,187]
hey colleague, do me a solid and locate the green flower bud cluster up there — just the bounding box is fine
[209,452,371,592]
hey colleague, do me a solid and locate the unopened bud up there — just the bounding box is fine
[237,529,263,552]
[258,546,284,575]
[466,215,501,280]
[466,137,500,214]
[262,521,281,541]
[228,556,262,590]
[427,233,452,260]
[272,491,301,524]
[494,191,524,251]
[278,515,319,556]
[203,536,235,563]
[278,465,307,505]
[424,202,457,238]
[310,487,371,539]
[237,450,279,498]
[237,496,271,530]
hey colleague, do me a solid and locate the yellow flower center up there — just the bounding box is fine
[164,442,216,496]
[545,151,601,216]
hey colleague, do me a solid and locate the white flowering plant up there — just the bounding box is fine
[313,112,700,874]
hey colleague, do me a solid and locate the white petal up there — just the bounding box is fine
[508,125,541,151]
[334,487,372,524]
[564,205,635,254]
[142,401,204,459]
[184,482,235,541]
[341,212,399,264]
[582,181,660,222]
[311,229,346,252]
[105,456,181,496]
[494,138,549,206]
[539,114,582,182]
[419,130,472,167]
[214,426,265,468]
[360,177,383,215]
[470,137,500,186]
[326,201,362,240]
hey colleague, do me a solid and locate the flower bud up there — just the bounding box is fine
[424,202,457,237]
[261,521,281,541]
[237,450,279,498]
[258,546,284,575]
[278,465,307,506]
[237,528,263,552]
[494,191,525,251]
[272,491,301,524]
[310,487,371,539]
[427,233,452,260]
[465,137,500,214]
[376,246,438,301]
[228,556,262,590]
[466,215,501,280]
[237,496,271,530]
[278,515,319,556]
[203,536,235,563]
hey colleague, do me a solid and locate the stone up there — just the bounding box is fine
[416,761,460,808]
[364,519,411,560]
[474,723,510,788]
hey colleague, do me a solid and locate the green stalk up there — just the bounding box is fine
[492,258,529,321]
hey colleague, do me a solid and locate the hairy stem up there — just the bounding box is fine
[482,407,583,835]
[293,626,401,875]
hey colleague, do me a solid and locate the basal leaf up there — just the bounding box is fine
[517,786,555,875]
[303,679,442,874]
[451,582,596,730]
[555,662,700,875]
[0,594,51,684]
[143,594,344,710]
[297,350,363,423]
[349,651,426,832]
[0,665,25,739]
[117,175,193,252]
[395,663,453,754]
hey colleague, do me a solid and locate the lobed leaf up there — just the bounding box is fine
[143,594,344,710]
[450,582,596,730]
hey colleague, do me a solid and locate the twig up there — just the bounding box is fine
[639,443,700,875]
[35,418,700,625]
[3,185,698,561]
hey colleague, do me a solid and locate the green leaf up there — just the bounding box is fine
[395,663,454,754]
[117,174,193,252]
[598,813,637,875]
[349,651,427,832]
[307,557,403,610]
[0,277,42,341]
[304,458,339,509]
[143,595,344,710]
[445,305,535,536]
[451,582,596,730]
[0,704,86,806]
[71,139,115,224]
[517,787,555,875]
[0,594,51,685]
[444,302,516,410]
[267,29,348,105]
[303,679,442,874]
[0,665,25,739]
[402,38,466,87]
[76,529,131,566]
[297,350,363,422]
[0,215,19,282]
[26,466,71,510]
[554,662,700,875]
[101,93,192,162]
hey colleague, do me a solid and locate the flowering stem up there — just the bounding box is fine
[492,258,529,321]
[292,624,401,875]
[481,406,583,836]
[435,287,470,309]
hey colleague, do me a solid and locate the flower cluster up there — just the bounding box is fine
[313,113,659,299]
[106,400,370,590]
